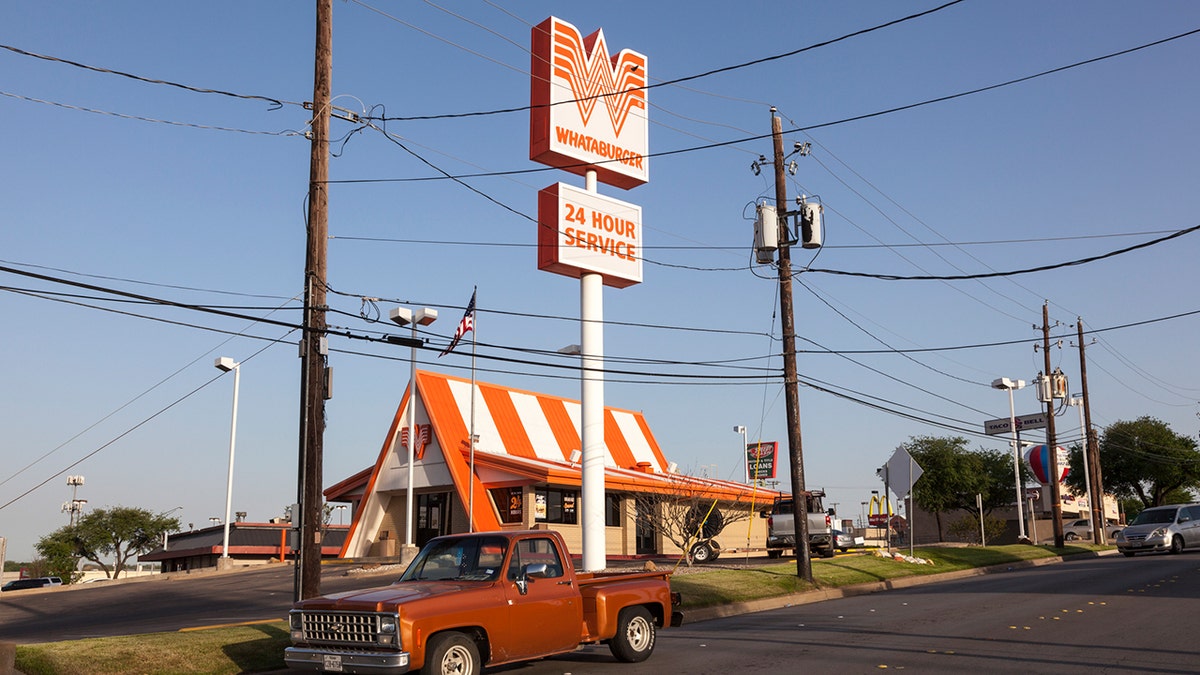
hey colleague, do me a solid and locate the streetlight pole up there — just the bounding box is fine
[389,306,437,555]
[215,357,241,563]
[734,426,748,483]
[992,377,1027,541]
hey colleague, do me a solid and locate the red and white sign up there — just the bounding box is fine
[538,183,642,287]
[746,442,778,481]
[530,16,648,190]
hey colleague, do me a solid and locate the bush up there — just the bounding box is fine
[947,514,1007,544]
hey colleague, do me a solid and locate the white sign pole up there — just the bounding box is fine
[580,170,606,573]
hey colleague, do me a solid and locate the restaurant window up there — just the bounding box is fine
[491,487,524,524]
[605,494,622,527]
[534,487,577,524]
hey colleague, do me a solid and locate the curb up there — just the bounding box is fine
[683,548,1117,624]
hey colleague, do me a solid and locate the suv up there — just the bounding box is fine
[1114,503,1200,556]
[1,576,62,592]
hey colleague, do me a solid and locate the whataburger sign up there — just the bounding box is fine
[531,16,646,288]
[530,16,648,188]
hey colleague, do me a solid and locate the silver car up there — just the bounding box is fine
[1115,503,1200,557]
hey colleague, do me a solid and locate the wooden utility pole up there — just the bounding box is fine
[1041,303,1065,548]
[771,109,812,582]
[297,0,332,601]
[1076,318,1107,544]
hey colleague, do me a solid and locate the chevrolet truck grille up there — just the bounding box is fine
[297,611,383,645]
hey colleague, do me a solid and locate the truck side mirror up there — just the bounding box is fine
[827,508,835,516]
[515,563,549,595]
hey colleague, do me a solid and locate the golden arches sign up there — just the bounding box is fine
[867,494,893,526]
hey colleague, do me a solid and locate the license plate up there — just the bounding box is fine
[323,654,343,672]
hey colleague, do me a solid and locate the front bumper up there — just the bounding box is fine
[284,646,410,674]
[1117,534,1169,554]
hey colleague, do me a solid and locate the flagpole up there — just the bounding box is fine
[468,288,477,533]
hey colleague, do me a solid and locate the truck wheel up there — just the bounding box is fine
[1065,532,1079,541]
[609,606,656,663]
[820,548,835,559]
[766,549,782,559]
[425,632,480,675]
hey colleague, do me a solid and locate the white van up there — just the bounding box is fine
[1114,503,1200,556]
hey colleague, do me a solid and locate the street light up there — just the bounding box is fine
[389,306,438,550]
[733,426,748,483]
[992,377,1027,541]
[215,356,241,561]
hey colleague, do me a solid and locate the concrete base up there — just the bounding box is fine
[216,557,238,571]
[399,544,419,567]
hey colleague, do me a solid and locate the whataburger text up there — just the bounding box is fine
[553,125,644,171]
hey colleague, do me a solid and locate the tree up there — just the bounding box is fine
[36,506,180,580]
[901,435,1026,542]
[1076,417,1200,509]
[630,473,754,566]
[31,532,81,583]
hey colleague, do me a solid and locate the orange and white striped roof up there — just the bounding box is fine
[338,370,777,556]
[417,369,669,471]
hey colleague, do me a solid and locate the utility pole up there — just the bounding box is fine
[771,108,812,582]
[297,0,332,601]
[1076,318,1106,544]
[1040,303,1065,548]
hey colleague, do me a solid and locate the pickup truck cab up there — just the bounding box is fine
[285,530,681,675]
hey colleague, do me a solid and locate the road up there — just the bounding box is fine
[0,563,403,643]
[507,551,1200,674]
[3,552,1199,674]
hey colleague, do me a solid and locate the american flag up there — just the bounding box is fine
[439,288,476,357]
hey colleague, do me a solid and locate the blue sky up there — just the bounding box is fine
[3,1,1199,560]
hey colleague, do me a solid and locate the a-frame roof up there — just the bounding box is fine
[338,370,779,556]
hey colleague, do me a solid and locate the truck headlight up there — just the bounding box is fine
[377,614,399,647]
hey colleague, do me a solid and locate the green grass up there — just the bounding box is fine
[671,543,1105,609]
[14,543,1107,674]
[15,621,290,675]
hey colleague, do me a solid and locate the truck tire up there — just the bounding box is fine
[425,632,480,675]
[766,549,783,559]
[608,606,656,663]
[1064,532,1079,541]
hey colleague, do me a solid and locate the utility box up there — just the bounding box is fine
[753,203,778,264]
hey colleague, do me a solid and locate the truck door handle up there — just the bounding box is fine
[557,580,573,586]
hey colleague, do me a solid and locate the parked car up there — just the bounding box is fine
[1062,518,1123,541]
[1114,503,1200,556]
[831,529,856,552]
[1,576,62,592]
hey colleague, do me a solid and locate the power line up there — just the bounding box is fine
[365,1,970,122]
[805,224,1200,281]
[0,43,301,109]
[331,27,1200,185]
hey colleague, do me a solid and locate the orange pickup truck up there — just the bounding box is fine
[285,530,682,675]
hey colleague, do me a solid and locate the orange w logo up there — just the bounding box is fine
[550,21,646,138]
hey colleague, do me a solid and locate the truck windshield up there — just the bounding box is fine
[401,536,509,582]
